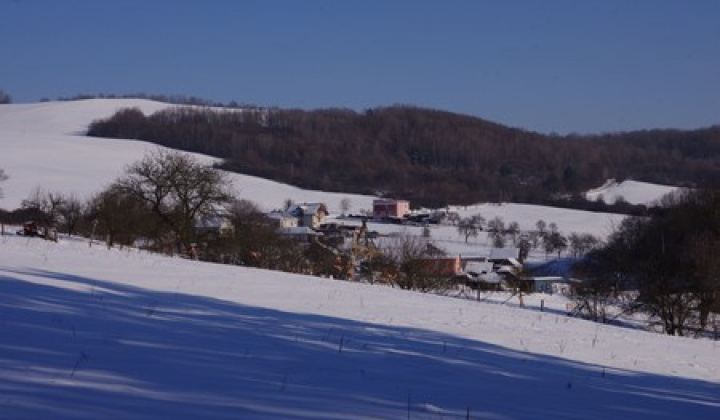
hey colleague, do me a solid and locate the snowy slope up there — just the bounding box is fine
[0,99,375,214]
[1,234,719,419]
[585,179,679,205]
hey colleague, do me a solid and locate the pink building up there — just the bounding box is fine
[372,199,410,219]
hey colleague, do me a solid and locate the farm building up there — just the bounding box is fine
[372,199,410,220]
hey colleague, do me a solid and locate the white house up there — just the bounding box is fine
[286,203,329,228]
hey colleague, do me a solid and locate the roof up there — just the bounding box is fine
[530,276,567,282]
[268,211,295,221]
[476,272,503,284]
[287,203,328,217]
[505,258,522,268]
[488,247,520,260]
[464,261,494,276]
[372,198,409,205]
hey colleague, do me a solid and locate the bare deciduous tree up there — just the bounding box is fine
[340,197,351,217]
[57,194,84,235]
[87,185,156,248]
[115,149,234,252]
[21,187,65,231]
[0,169,8,199]
[457,216,480,243]
[379,233,451,293]
[0,89,11,104]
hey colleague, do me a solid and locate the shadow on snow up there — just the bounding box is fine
[1,268,719,420]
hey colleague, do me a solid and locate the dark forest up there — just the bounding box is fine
[87,104,720,209]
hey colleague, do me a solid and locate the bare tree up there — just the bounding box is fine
[445,211,461,226]
[543,231,568,258]
[457,217,479,243]
[340,197,351,217]
[571,254,622,323]
[517,235,532,261]
[0,89,11,104]
[569,233,601,258]
[0,169,8,199]
[87,185,157,248]
[487,216,505,234]
[686,232,720,331]
[491,233,506,248]
[379,233,451,292]
[57,194,84,235]
[507,221,520,245]
[115,149,234,252]
[21,187,65,231]
[218,198,291,268]
[487,216,506,248]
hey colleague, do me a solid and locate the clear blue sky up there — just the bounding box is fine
[1,0,718,134]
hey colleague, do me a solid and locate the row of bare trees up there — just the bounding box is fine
[456,214,601,260]
[1,151,456,293]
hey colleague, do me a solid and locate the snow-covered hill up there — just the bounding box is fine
[1,234,719,419]
[585,179,679,206]
[0,99,375,214]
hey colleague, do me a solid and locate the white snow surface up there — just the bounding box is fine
[585,179,680,206]
[1,234,719,419]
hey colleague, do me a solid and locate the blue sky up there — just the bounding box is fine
[1,0,718,134]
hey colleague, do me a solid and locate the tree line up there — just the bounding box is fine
[87,105,720,209]
[573,188,720,337]
[0,151,455,290]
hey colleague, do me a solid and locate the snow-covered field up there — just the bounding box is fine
[1,99,718,419]
[0,99,374,215]
[585,179,679,206]
[2,234,719,419]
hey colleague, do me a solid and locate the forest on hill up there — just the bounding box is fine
[87,104,720,209]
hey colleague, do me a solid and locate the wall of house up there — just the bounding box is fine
[373,199,410,219]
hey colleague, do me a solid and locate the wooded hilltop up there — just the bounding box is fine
[87,103,720,209]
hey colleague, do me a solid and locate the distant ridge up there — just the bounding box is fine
[86,99,719,208]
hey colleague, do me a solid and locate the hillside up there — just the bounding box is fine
[585,179,680,206]
[0,99,375,215]
[2,234,720,419]
[86,103,720,207]
[1,99,647,242]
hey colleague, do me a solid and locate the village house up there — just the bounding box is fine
[267,211,300,228]
[461,260,503,290]
[455,248,525,291]
[372,199,410,220]
[488,247,522,269]
[414,255,463,279]
[195,213,235,239]
[286,203,329,229]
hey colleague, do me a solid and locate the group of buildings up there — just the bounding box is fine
[199,198,571,294]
